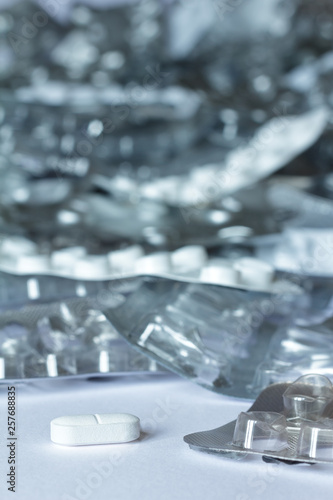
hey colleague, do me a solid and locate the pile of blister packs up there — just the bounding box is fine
[0,0,333,425]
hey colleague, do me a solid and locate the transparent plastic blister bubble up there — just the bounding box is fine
[250,319,333,396]
[184,375,333,465]
[0,294,161,381]
[232,411,288,452]
[106,281,313,389]
[297,419,333,461]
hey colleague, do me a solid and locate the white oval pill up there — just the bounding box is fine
[171,245,207,273]
[135,252,171,275]
[233,257,274,289]
[108,245,144,273]
[51,246,87,271]
[73,256,110,279]
[200,262,238,287]
[51,413,140,446]
[16,254,50,274]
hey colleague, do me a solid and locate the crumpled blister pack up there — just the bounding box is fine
[0,0,333,396]
[1,268,333,398]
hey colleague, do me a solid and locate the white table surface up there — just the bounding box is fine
[0,373,332,500]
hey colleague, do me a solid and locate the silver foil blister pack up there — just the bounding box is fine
[184,374,333,465]
[0,264,332,397]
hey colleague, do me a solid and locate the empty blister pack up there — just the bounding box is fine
[0,269,308,389]
[184,374,333,464]
[250,320,333,396]
[102,277,314,395]
[0,295,162,381]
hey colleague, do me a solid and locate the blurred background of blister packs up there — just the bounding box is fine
[0,0,333,398]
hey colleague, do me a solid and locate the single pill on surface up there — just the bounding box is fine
[51,413,140,446]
